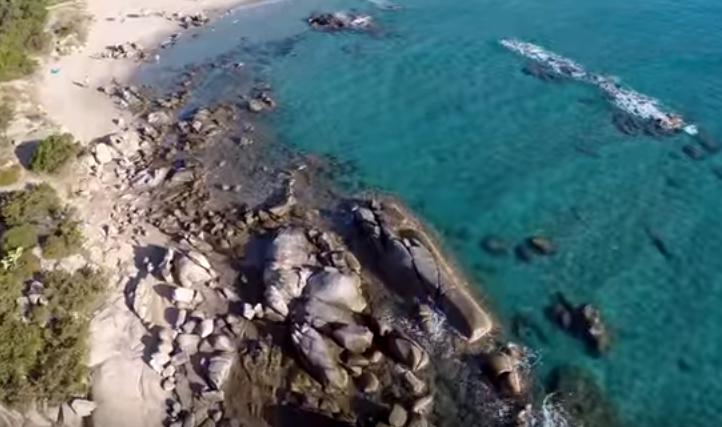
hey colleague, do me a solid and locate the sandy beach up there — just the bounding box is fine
[37,0,247,143]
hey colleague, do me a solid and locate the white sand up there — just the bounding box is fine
[37,0,245,143]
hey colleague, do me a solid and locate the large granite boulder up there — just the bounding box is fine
[438,287,493,343]
[263,228,315,318]
[291,324,348,389]
[332,324,374,354]
[174,250,216,288]
[301,297,356,329]
[386,332,429,372]
[305,268,367,313]
[207,352,235,390]
[353,201,493,342]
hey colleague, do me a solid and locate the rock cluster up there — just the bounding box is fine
[548,293,611,356]
[307,12,374,32]
[132,247,247,427]
[352,200,493,342]
[98,42,148,60]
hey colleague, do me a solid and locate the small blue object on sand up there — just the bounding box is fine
[51,68,60,74]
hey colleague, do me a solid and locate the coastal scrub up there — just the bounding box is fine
[0,184,101,406]
[29,133,79,174]
[0,0,49,81]
[0,266,106,405]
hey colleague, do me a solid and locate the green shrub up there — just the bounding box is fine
[0,0,49,82]
[41,217,84,259]
[0,183,61,227]
[28,133,78,174]
[0,165,21,187]
[1,224,38,252]
[0,266,106,405]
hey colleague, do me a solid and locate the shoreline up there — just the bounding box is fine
[2,1,557,427]
[33,0,258,143]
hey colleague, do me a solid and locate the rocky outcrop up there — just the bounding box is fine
[291,324,348,389]
[174,250,216,288]
[352,200,493,342]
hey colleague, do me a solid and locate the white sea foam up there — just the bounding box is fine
[500,39,692,133]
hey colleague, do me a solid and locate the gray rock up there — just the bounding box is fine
[411,395,434,414]
[388,404,408,427]
[198,318,214,338]
[172,308,188,329]
[305,268,367,313]
[159,328,178,342]
[388,333,429,372]
[158,341,174,355]
[176,334,201,352]
[201,390,225,402]
[291,324,348,389]
[406,239,451,295]
[241,303,255,320]
[345,353,371,367]
[93,143,115,164]
[182,319,198,334]
[173,287,196,304]
[332,324,374,354]
[70,399,97,417]
[161,364,177,378]
[211,335,235,352]
[150,352,171,373]
[58,403,82,426]
[199,339,214,353]
[207,352,234,390]
[162,378,176,391]
[247,99,264,113]
[369,350,384,364]
[438,287,492,343]
[171,351,190,366]
[147,110,172,126]
[302,297,355,328]
[356,371,380,393]
[174,250,216,288]
[397,366,426,396]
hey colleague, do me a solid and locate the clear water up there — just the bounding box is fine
[141,0,722,425]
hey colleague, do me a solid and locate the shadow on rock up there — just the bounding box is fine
[14,139,40,168]
[264,404,354,427]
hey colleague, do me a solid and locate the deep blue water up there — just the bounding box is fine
[142,0,722,425]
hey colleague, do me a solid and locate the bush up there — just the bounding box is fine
[28,133,78,174]
[0,266,106,405]
[0,165,21,187]
[0,0,49,81]
[0,183,61,227]
[1,224,38,252]
[40,216,84,259]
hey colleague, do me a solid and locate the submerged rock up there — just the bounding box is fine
[547,365,623,427]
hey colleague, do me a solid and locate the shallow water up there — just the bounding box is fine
[140,0,722,425]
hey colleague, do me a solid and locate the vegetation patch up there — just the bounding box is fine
[29,133,79,174]
[0,266,106,405]
[0,165,22,187]
[1,224,38,252]
[0,0,49,81]
[41,216,84,259]
[0,183,61,227]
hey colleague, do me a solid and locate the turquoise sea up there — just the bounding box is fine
[141,0,722,425]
